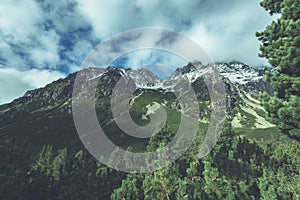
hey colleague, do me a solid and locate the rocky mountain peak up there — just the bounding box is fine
[124,68,162,88]
[0,61,274,112]
[213,62,273,94]
[175,61,204,75]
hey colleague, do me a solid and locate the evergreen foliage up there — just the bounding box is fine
[257,0,300,139]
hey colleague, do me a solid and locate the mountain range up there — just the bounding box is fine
[0,61,278,152]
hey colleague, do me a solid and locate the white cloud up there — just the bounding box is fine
[0,0,95,71]
[0,0,280,103]
[0,0,278,70]
[77,0,278,67]
[29,31,61,68]
[119,49,186,70]
[0,0,41,69]
[65,39,93,64]
[0,0,40,39]
[185,0,279,66]
[0,68,65,104]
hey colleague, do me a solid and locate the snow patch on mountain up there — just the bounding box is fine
[77,61,272,94]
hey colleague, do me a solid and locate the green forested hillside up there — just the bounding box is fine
[1,118,299,199]
[0,84,299,199]
[0,0,299,199]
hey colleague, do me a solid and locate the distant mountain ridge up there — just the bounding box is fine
[0,61,274,151]
[0,61,273,110]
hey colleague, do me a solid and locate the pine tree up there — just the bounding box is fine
[257,0,300,139]
[182,161,205,199]
[111,174,141,200]
[26,145,57,199]
[258,169,278,200]
[202,160,220,199]
[0,140,32,199]
[52,148,67,181]
[142,164,179,200]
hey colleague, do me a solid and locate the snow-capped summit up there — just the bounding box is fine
[125,68,163,89]
[74,61,272,94]
[0,61,273,114]
[160,61,273,94]
[213,62,273,94]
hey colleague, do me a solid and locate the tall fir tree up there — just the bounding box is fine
[256,0,300,139]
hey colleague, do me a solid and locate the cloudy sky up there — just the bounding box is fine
[0,0,278,104]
